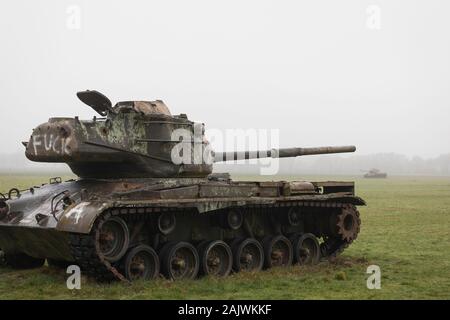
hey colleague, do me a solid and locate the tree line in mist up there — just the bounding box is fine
[0,152,449,176]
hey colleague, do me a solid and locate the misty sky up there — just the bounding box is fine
[0,0,449,158]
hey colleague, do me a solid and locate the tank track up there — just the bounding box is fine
[69,211,127,282]
[68,202,361,281]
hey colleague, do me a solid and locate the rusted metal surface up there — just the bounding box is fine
[0,176,364,263]
[285,181,315,195]
[133,100,171,116]
[25,93,211,179]
[0,177,364,236]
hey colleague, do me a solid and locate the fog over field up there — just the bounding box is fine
[1,151,449,176]
[0,1,449,175]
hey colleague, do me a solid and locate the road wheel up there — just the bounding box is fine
[124,245,160,281]
[231,238,264,272]
[292,233,320,265]
[5,252,45,269]
[198,240,232,277]
[95,216,130,262]
[262,235,293,268]
[160,242,199,280]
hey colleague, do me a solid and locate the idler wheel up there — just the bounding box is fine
[231,238,264,272]
[95,216,130,262]
[198,240,232,277]
[124,245,160,281]
[4,252,45,269]
[262,235,293,268]
[291,233,320,265]
[158,212,176,235]
[159,242,199,280]
[334,206,361,242]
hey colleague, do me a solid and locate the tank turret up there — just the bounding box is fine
[24,90,356,179]
[24,90,213,178]
[363,168,387,178]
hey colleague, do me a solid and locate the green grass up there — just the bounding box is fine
[1,174,450,299]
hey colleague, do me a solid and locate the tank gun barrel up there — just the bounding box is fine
[213,145,356,163]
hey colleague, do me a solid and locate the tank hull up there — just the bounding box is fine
[0,177,365,280]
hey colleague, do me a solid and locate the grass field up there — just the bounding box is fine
[0,174,449,300]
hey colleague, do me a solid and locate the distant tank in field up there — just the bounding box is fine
[363,169,387,179]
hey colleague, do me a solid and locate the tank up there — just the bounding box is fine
[363,168,387,179]
[0,90,365,281]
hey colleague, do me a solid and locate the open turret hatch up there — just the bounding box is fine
[77,90,171,116]
[77,90,114,116]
